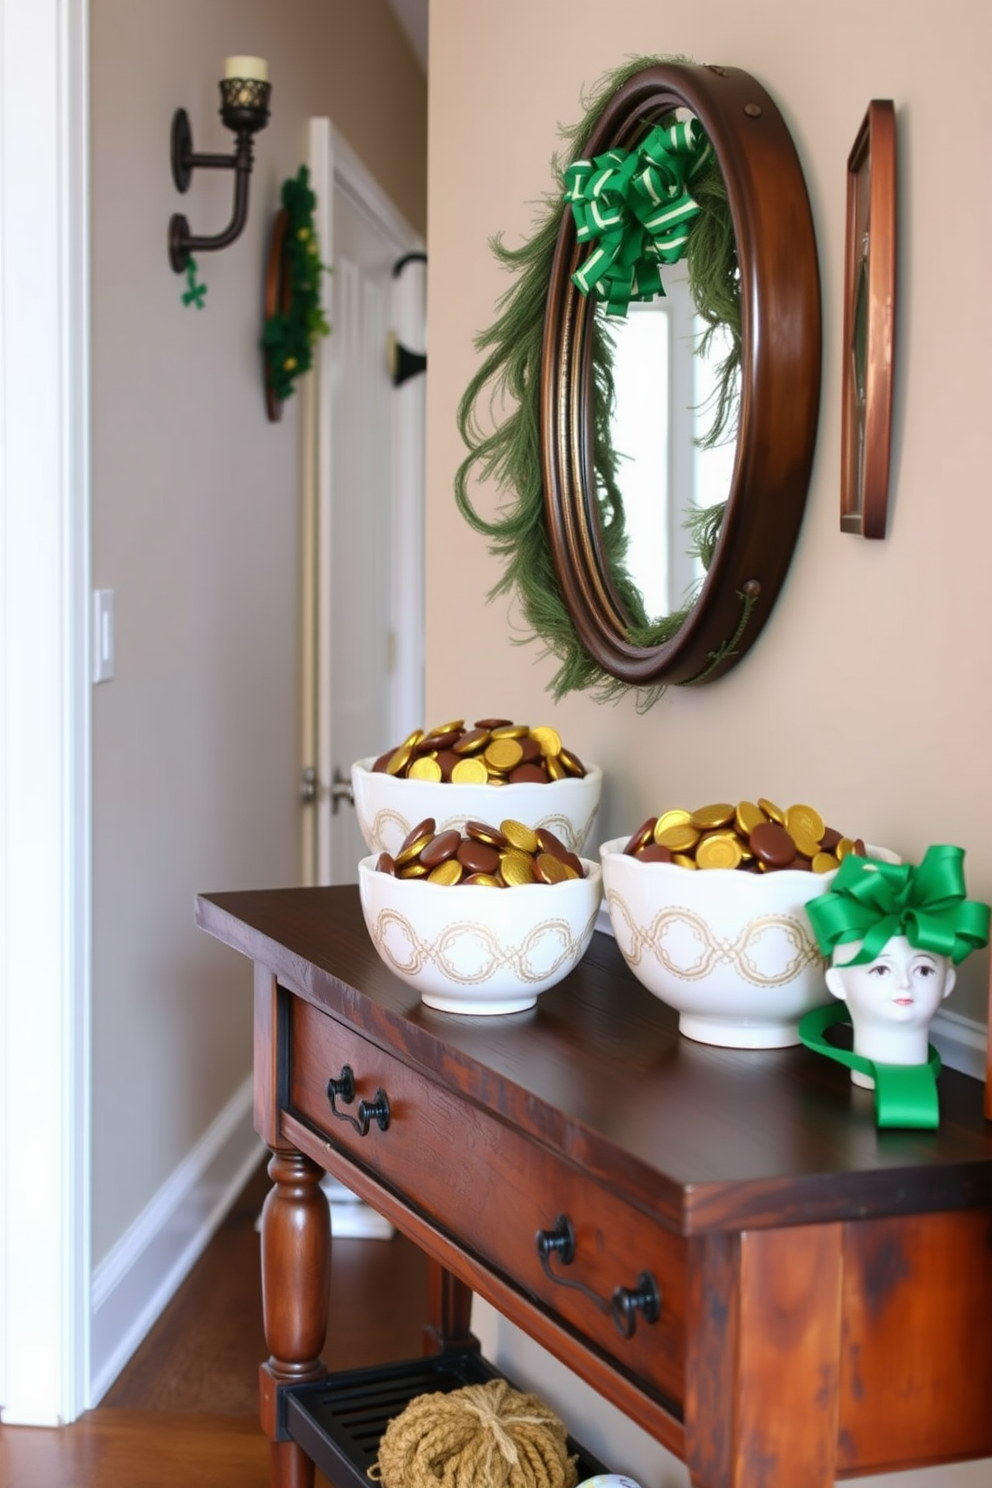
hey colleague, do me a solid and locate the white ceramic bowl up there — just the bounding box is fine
[358,854,603,1014]
[351,757,603,859]
[599,837,898,1048]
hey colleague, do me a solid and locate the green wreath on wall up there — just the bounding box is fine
[262,166,331,416]
[454,56,742,702]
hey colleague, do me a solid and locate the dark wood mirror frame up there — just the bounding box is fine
[541,63,822,687]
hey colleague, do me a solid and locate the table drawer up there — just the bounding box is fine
[288,999,686,1407]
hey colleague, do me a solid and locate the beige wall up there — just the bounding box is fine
[89,0,425,1262]
[428,0,990,1483]
[428,0,992,1027]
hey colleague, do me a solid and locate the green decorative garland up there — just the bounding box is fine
[454,57,741,703]
[262,166,330,403]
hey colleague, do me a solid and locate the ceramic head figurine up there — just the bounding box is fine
[801,844,990,1127]
[824,934,955,1088]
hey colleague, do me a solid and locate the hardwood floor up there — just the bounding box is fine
[0,1156,429,1487]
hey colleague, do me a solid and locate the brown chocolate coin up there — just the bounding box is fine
[456,838,501,876]
[536,826,571,861]
[634,842,674,863]
[624,818,658,855]
[509,762,547,784]
[419,828,462,868]
[558,747,586,777]
[749,820,796,869]
[466,820,508,848]
[395,820,436,865]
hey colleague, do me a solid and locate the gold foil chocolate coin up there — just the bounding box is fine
[530,725,562,757]
[535,851,568,884]
[450,757,488,784]
[653,809,691,841]
[757,796,786,826]
[735,800,766,836]
[386,743,415,775]
[428,859,463,886]
[499,851,536,886]
[786,803,826,848]
[408,756,442,782]
[501,819,539,854]
[656,823,700,853]
[696,834,743,870]
[690,802,735,831]
[484,737,524,773]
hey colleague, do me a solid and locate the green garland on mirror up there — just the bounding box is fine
[454,56,741,702]
[262,166,331,403]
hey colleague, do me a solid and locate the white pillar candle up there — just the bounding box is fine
[224,55,268,82]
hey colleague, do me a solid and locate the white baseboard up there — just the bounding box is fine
[930,1005,987,1081]
[88,1076,264,1406]
[593,912,987,1079]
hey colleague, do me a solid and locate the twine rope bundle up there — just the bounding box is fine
[369,1380,578,1488]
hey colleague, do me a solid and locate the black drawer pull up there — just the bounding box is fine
[612,1271,661,1338]
[326,1065,391,1137]
[536,1213,661,1337]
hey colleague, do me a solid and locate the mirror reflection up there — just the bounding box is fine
[607,267,736,621]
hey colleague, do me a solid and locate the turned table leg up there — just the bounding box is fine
[259,1146,330,1488]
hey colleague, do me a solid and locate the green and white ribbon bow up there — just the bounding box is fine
[805,844,990,968]
[799,1004,942,1130]
[563,117,714,316]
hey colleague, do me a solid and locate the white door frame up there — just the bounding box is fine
[306,120,425,886]
[0,0,92,1424]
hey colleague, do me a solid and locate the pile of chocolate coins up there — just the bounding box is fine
[376,817,587,886]
[370,720,587,786]
[622,799,867,874]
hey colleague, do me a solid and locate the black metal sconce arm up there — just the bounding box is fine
[168,79,271,273]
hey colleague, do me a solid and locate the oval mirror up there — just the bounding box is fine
[541,62,821,687]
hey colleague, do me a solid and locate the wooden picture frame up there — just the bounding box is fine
[840,100,896,539]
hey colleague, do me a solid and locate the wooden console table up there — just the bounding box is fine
[196,885,992,1488]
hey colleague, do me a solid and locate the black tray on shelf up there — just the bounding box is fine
[284,1351,610,1488]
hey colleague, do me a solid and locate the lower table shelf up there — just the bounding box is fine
[283,1352,610,1488]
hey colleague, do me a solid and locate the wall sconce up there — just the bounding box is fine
[168,56,271,273]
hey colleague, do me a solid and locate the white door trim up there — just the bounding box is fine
[0,0,91,1424]
[305,120,425,886]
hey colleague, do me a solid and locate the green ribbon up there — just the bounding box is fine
[563,118,714,316]
[182,256,207,309]
[799,1004,942,1129]
[805,844,990,967]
